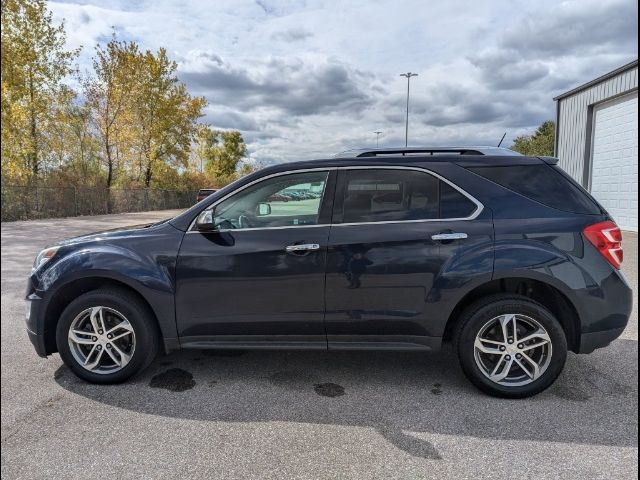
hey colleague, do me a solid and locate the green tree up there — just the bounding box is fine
[195,127,248,184]
[1,0,79,183]
[511,120,555,156]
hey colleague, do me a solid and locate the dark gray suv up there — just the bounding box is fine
[26,147,633,397]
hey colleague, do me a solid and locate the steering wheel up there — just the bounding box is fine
[238,214,253,229]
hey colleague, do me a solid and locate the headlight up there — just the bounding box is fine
[32,246,60,272]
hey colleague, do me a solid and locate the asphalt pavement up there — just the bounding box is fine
[1,210,637,479]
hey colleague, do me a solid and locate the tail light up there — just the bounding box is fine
[584,221,623,269]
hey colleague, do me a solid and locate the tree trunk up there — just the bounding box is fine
[144,162,152,188]
[28,72,39,182]
[105,141,113,213]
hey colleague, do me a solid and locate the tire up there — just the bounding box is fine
[455,294,567,398]
[56,288,159,384]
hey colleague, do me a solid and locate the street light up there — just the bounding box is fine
[400,72,418,147]
[373,130,383,148]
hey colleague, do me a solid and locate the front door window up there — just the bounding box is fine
[212,171,329,229]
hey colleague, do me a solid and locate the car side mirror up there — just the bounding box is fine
[257,203,271,216]
[195,209,217,231]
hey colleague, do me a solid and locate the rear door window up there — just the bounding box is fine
[339,169,478,223]
[468,164,602,214]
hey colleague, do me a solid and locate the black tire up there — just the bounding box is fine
[455,294,567,398]
[56,288,159,384]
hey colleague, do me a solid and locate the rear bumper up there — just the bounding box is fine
[576,268,632,353]
[578,326,627,354]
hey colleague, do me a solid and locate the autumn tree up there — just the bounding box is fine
[131,48,206,187]
[83,37,140,190]
[511,121,555,156]
[1,0,251,212]
[1,0,79,183]
[46,100,102,187]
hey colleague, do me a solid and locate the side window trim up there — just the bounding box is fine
[187,167,336,232]
[332,169,347,224]
[188,165,483,232]
[317,170,338,224]
[332,166,483,226]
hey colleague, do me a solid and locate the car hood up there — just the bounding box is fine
[56,219,171,247]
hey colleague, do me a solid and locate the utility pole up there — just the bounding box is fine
[400,72,418,147]
[373,131,383,148]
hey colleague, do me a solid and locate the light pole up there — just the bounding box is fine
[373,130,383,148]
[400,72,418,147]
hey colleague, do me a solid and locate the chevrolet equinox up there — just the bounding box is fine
[25,146,633,398]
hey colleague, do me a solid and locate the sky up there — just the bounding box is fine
[49,0,638,165]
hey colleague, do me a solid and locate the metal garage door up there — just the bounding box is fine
[590,92,638,231]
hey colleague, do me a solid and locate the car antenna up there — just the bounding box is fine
[497,132,507,147]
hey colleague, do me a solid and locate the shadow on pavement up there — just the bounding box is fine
[54,339,638,454]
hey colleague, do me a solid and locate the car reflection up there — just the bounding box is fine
[342,245,373,289]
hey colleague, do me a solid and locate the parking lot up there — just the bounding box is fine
[1,210,637,479]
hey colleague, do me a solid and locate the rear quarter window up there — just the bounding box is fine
[468,164,602,215]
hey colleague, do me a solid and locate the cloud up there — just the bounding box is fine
[469,52,550,90]
[271,27,313,42]
[179,52,375,116]
[500,0,637,57]
[204,109,261,131]
[468,0,637,96]
[48,0,638,163]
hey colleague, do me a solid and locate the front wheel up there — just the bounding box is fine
[56,288,158,384]
[455,294,567,398]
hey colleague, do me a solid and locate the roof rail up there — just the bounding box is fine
[335,146,521,158]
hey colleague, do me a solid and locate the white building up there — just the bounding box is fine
[554,60,638,231]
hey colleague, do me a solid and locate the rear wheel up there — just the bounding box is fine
[455,294,567,398]
[56,288,158,384]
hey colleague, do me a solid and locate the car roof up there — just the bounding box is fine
[253,146,556,174]
[257,153,556,174]
[335,146,521,157]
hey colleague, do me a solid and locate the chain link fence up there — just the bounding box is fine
[1,185,196,221]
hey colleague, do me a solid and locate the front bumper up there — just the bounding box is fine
[27,327,48,358]
[25,289,48,357]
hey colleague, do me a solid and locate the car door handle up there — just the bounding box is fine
[431,232,468,241]
[285,243,320,253]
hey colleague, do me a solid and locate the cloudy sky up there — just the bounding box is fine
[49,0,638,164]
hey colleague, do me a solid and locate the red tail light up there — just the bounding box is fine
[584,221,624,269]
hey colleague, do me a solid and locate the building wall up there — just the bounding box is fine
[555,65,638,186]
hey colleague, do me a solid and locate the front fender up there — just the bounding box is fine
[29,223,184,344]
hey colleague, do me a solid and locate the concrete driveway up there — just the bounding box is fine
[1,211,637,479]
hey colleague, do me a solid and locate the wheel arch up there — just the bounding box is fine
[443,276,581,352]
[42,276,163,355]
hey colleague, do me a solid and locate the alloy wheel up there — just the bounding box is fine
[473,313,553,387]
[67,306,136,374]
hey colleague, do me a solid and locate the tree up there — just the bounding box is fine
[1,2,245,202]
[1,0,78,183]
[83,37,139,190]
[195,126,248,184]
[131,48,206,187]
[46,101,102,187]
[511,120,555,156]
